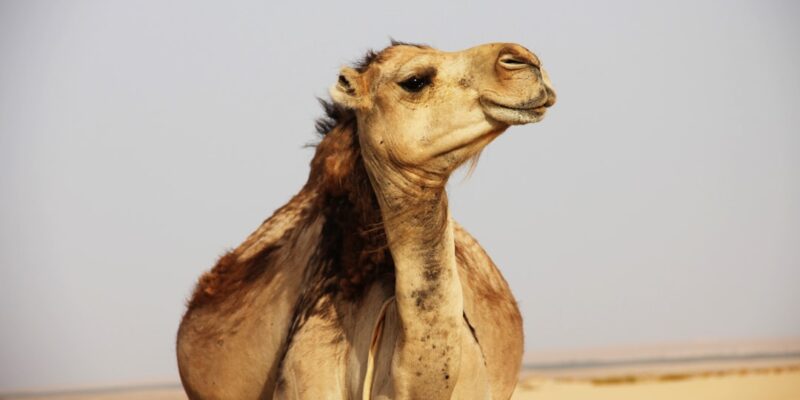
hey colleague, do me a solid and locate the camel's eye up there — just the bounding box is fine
[398,75,432,93]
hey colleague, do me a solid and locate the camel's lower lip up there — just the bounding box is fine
[482,98,547,115]
[480,98,548,125]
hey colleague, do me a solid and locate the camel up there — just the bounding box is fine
[176,41,556,399]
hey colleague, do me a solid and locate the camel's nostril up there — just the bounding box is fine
[498,54,534,71]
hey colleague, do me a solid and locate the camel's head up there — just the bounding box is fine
[330,42,556,180]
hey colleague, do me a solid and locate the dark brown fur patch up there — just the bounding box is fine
[308,114,394,300]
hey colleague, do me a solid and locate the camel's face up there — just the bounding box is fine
[331,43,556,176]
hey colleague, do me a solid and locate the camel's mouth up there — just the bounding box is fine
[488,100,548,114]
[480,97,549,125]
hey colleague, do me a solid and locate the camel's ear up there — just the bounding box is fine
[330,67,370,110]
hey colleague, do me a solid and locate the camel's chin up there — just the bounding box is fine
[480,99,547,125]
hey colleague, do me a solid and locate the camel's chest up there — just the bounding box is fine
[273,286,394,399]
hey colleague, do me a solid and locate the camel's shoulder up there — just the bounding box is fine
[453,222,524,400]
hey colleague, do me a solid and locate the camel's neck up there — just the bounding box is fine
[365,161,463,398]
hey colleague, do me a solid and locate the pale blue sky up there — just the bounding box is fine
[1,0,798,391]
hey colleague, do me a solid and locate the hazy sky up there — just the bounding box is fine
[1,0,799,391]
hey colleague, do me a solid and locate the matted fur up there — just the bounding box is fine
[309,117,394,299]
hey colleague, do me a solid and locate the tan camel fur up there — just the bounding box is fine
[177,41,556,399]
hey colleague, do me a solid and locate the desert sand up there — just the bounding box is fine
[4,367,799,400]
[5,340,800,400]
[515,367,800,400]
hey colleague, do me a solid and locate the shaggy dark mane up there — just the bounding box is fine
[314,99,351,136]
[308,115,392,299]
[354,49,380,73]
